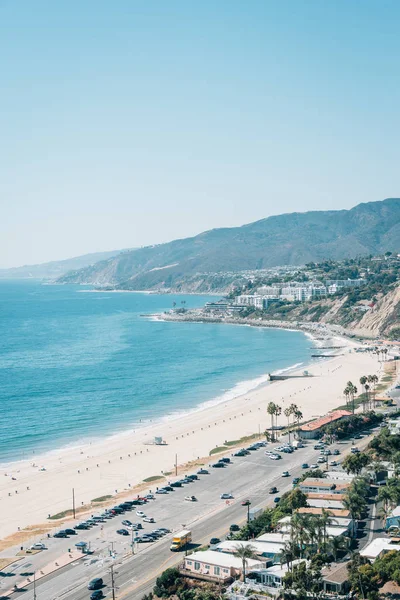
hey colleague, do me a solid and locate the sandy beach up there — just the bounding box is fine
[0,337,380,545]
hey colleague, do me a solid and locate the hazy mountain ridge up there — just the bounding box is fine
[0,249,124,280]
[58,198,400,290]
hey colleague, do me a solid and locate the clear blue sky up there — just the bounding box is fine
[1,0,399,267]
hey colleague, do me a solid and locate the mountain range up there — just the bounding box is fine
[56,198,400,291]
[0,250,123,280]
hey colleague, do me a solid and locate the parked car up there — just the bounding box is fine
[269,487,278,494]
[219,457,231,464]
[122,520,132,527]
[330,460,338,466]
[229,524,240,531]
[117,529,129,536]
[310,464,319,469]
[136,511,146,517]
[292,477,300,485]
[170,481,182,487]
[333,449,340,455]
[187,474,198,480]
[302,463,309,469]
[146,494,155,500]
[74,523,89,530]
[212,462,225,468]
[156,489,168,494]
[143,517,155,523]
[221,493,233,499]
[185,496,197,502]
[30,542,46,550]
[281,471,290,477]
[234,450,247,457]
[197,468,209,475]
[241,499,251,506]
[274,497,281,503]
[90,592,104,600]
[64,528,76,536]
[54,531,68,538]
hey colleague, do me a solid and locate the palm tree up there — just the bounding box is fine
[274,404,282,440]
[233,543,259,583]
[365,384,370,410]
[267,402,276,441]
[346,381,357,413]
[359,376,367,412]
[378,486,395,527]
[343,386,350,409]
[279,539,298,572]
[368,374,378,407]
[284,407,292,443]
[328,535,349,561]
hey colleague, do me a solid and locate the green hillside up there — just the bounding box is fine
[58,198,400,290]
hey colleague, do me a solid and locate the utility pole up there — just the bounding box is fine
[175,454,178,476]
[110,564,116,600]
[247,502,251,524]
[131,528,135,554]
[72,488,76,519]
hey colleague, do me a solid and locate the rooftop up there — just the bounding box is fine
[215,540,284,556]
[300,410,352,432]
[297,507,351,519]
[301,478,350,490]
[321,562,350,584]
[185,550,265,570]
[360,538,400,559]
[306,498,345,509]
[307,492,348,501]
[257,532,291,544]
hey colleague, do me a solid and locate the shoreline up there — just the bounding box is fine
[0,324,318,469]
[0,329,380,546]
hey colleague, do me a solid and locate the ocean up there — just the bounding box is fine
[0,281,314,463]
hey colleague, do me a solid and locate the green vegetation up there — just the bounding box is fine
[143,475,164,483]
[91,495,112,503]
[48,509,73,520]
[58,199,400,295]
[145,566,222,600]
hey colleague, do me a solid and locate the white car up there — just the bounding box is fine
[136,510,146,517]
[30,542,46,550]
[185,495,197,502]
[143,517,155,523]
[310,464,319,469]
[281,471,290,477]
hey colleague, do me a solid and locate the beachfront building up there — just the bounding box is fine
[214,540,284,565]
[360,538,400,562]
[295,507,356,537]
[204,301,244,314]
[298,410,352,439]
[277,515,352,539]
[182,550,265,582]
[299,478,351,496]
[306,497,346,510]
[326,279,365,294]
[321,562,351,595]
[251,560,308,589]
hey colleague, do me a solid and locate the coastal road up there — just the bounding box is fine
[6,433,371,600]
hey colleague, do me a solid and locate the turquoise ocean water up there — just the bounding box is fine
[0,281,314,463]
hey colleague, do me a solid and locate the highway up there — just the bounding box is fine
[2,432,374,600]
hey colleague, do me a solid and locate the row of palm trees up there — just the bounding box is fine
[266,402,303,442]
[343,374,379,413]
[280,511,349,569]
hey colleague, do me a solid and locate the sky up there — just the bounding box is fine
[1,0,399,268]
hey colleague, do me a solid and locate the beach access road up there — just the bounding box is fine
[6,432,376,600]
